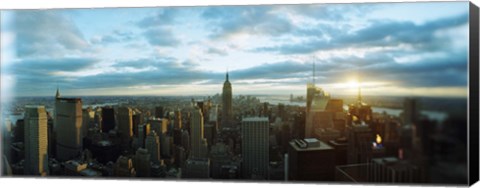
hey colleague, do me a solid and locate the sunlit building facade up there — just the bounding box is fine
[24,105,49,176]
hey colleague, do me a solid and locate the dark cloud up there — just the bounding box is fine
[10,57,99,94]
[12,57,98,74]
[254,13,468,54]
[13,10,90,57]
[201,6,293,38]
[206,47,228,56]
[358,51,468,87]
[143,27,180,47]
[71,58,220,89]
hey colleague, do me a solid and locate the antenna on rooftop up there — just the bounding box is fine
[312,57,316,86]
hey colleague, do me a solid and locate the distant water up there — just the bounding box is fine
[5,103,119,126]
[257,95,448,122]
[5,97,447,126]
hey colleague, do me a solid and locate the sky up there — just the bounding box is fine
[0,2,470,99]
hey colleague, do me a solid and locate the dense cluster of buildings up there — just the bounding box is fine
[0,68,467,184]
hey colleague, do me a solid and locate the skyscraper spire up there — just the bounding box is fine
[357,76,362,104]
[312,61,315,86]
[55,86,60,99]
[358,85,362,104]
[226,70,229,82]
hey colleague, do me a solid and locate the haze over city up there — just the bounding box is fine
[0,2,469,99]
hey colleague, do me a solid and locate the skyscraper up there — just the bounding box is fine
[101,107,115,133]
[82,107,94,139]
[155,106,164,119]
[305,87,331,138]
[241,117,269,179]
[221,71,233,128]
[347,124,374,164]
[2,119,12,167]
[117,107,133,150]
[306,63,316,114]
[174,109,182,129]
[113,156,136,177]
[182,107,210,179]
[24,105,49,176]
[135,148,151,177]
[190,107,208,159]
[403,98,419,125]
[55,89,83,162]
[288,138,335,181]
[145,131,161,164]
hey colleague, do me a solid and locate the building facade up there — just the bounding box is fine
[55,92,83,162]
[241,117,269,179]
[24,105,49,176]
[221,72,233,128]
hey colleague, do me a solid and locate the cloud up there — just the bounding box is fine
[201,6,293,38]
[358,51,468,87]
[206,47,228,56]
[143,27,180,47]
[12,57,97,73]
[91,30,136,45]
[254,13,468,54]
[230,61,311,80]
[282,4,376,21]
[13,10,90,57]
[9,57,99,94]
[137,9,178,28]
[63,58,217,90]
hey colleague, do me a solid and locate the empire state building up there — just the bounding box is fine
[222,71,233,128]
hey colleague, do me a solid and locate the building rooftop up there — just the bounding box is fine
[57,97,82,102]
[290,138,333,151]
[79,168,102,176]
[24,105,46,115]
[242,117,269,122]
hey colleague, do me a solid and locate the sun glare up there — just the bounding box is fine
[346,79,360,89]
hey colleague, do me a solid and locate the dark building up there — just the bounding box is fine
[14,119,24,143]
[402,98,419,125]
[293,111,306,139]
[84,138,121,164]
[288,138,335,181]
[221,72,233,128]
[132,109,143,136]
[55,95,83,162]
[347,124,374,164]
[209,142,232,179]
[101,107,115,133]
[369,157,424,183]
[204,123,217,148]
[47,116,56,158]
[329,138,348,167]
[155,106,164,119]
[278,103,286,121]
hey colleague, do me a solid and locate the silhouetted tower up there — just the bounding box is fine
[55,89,83,162]
[222,71,233,128]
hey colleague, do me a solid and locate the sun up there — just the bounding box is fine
[345,79,360,89]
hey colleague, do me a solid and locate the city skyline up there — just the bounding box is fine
[0,2,469,100]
